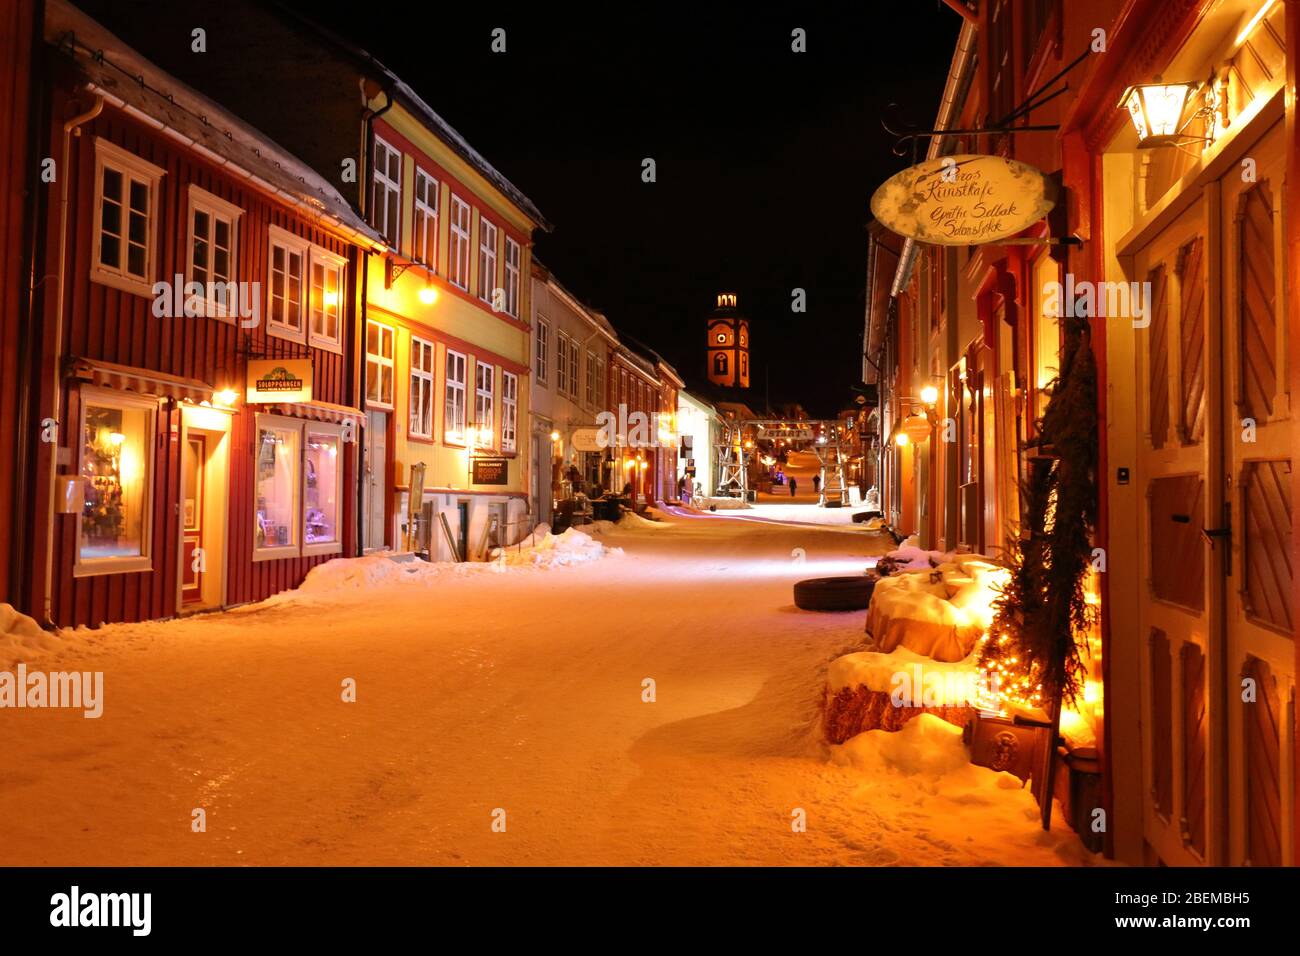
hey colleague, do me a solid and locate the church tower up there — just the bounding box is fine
[706,292,750,388]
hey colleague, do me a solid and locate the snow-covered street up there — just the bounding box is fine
[1,509,1093,866]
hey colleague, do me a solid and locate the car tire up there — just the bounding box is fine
[793,575,877,612]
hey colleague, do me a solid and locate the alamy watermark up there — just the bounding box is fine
[0,664,104,718]
[1043,273,1151,328]
[151,274,261,328]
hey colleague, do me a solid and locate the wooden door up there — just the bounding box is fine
[364,410,388,551]
[181,435,206,605]
[1220,123,1293,866]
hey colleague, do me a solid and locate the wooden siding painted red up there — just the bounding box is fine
[38,94,363,627]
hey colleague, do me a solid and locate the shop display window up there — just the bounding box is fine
[78,392,154,572]
[255,418,300,554]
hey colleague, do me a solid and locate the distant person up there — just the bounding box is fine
[813,474,821,494]
[789,477,798,497]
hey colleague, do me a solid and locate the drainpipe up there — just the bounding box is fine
[41,94,103,625]
[357,82,393,551]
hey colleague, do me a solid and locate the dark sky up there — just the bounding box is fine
[280,2,959,415]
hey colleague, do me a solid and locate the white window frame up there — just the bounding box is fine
[449,195,471,290]
[74,385,157,577]
[91,138,165,297]
[444,349,468,443]
[308,247,347,353]
[502,371,518,454]
[535,317,550,385]
[478,218,498,305]
[252,412,302,562]
[365,319,396,409]
[567,338,581,400]
[267,224,310,343]
[585,349,599,408]
[301,420,345,559]
[475,362,495,449]
[371,135,402,249]
[410,336,436,439]
[556,331,571,396]
[413,167,439,269]
[185,184,243,320]
[595,356,606,410]
[504,237,521,317]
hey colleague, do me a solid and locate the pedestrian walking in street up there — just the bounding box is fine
[813,474,821,495]
[789,477,798,497]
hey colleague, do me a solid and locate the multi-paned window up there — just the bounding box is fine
[268,225,346,348]
[76,386,156,576]
[556,332,572,396]
[267,226,308,340]
[444,350,468,442]
[413,168,439,268]
[594,356,606,409]
[308,248,346,352]
[478,218,498,305]
[186,185,242,319]
[585,350,598,407]
[535,318,550,384]
[566,338,581,400]
[501,371,518,453]
[365,320,395,408]
[92,139,165,296]
[504,237,521,317]
[410,337,436,439]
[475,362,495,448]
[254,414,345,560]
[371,135,402,248]
[449,195,471,290]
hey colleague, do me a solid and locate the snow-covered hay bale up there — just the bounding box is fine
[822,646,979,743]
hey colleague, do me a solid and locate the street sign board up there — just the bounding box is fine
[471,457,509,485]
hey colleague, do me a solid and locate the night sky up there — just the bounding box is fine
[96,0,959,416]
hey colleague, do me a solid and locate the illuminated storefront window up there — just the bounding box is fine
[255,418,300,555]
[255,415,346,559]
[78,391,155,573]
[304,429,341,548]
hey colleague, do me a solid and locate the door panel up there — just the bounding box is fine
[364,410,388,551]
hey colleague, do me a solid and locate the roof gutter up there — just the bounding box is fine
[889,12,979,298]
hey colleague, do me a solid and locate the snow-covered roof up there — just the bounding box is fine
[46,0,384,249]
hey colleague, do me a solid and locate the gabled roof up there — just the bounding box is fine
[268,1,551,232]
[47,0,383,249]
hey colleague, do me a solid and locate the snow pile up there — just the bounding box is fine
[697,496,751,511]
[619,509,668,530]
[494,527,623,568]
[827,645,981,706]
[0,603,64,666]
[831,715,1095,864]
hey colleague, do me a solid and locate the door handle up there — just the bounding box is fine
[1201,526,1230,548]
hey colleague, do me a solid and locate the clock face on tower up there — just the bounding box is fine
[708,321,732,347]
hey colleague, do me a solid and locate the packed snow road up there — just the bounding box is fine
[0,507,1090,866]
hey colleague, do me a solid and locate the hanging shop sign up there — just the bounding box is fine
[246,358,313,404]
[870,154,1056,246]
[472,457,510,485]
[760,426,813,441]
[571,427,603,452]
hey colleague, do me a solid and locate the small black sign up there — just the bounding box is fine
[472,457,509,485]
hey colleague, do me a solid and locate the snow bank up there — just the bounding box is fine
[834,712,979,777]
[827,645,981,705]
[494,527,623,568]
[697,496,751,511]
[0,603,64,666]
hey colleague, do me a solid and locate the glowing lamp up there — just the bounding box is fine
[901,414,931,444]
[109,431,126,446]
[323,291,339,307]
[550,430,560,442]
[1120,81,1195,147]
[894,432,909,447]
[920,385,939,406]
[215,388,238,407]
[418,286,438,305]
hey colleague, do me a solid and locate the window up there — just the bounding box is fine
[76,387,155,575]
[410,336,436,439]
[445,350,467,442]
[535,318,550,384]
[475,362,495,448]
[371,135,401,248]
[504,237,521,317]
[254,414,345,560]
[413,168,439,268]
[268,226,308,340]
[502,371,518,453]
[594,356,606,408]
[556,332,572,396]
[585,350,598,407]
[92,139,164,296]
[303,427,342,554]
[449,195,470,289]
[309,249,346,352]
[478,218,498,305]
[254,416,301,557]
[366,320,395,408]
[186,185,242,319]
[567,338,581,399]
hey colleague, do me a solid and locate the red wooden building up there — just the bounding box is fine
[16,0,383,627]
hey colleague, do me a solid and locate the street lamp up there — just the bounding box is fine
[920,385,939,406]
[1120,80,1201,148]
